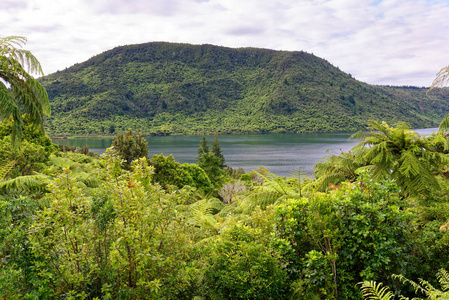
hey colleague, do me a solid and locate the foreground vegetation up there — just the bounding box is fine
[2,117,449,299]
[2,35,449,299]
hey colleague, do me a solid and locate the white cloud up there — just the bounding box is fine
[1,0,448,86]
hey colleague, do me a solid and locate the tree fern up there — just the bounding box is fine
[186,198,224,234]
[389,270,449,300]
[439,115,449,133]
[313,146,366,191]
[353,121,448,196]
[0,36,50,146]
[236,191,283,214]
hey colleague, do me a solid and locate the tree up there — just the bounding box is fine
[211,134,226,168]
[111,129,148,169]
[197,135,209,158]
[357,121,449,196]
[0,36,50,145]
[197,135,225,185]
[150,154,194,189]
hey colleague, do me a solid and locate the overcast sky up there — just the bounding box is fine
[2,0,448,86]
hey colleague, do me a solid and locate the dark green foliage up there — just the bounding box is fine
[197,135,225,184]
[198,135,209,156]
[180,163,214,194]
[150,153,192,188]
[275,174,413,299]
[111,129,148,168]
[150,154,214,193]
[0,195,42,298]
[0,116,58,160]
[39,42,449,135]
[0,137,47,177]
[212,134,226,168]
[204,224,288,299]
[0,118,58,178]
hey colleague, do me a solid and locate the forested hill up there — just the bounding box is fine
[40,42,449,135]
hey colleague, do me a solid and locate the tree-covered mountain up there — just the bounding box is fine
[40,42,449,135]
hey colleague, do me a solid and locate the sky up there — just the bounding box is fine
[2,0,448,87]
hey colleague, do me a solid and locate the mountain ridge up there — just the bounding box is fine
[40,42,449,135]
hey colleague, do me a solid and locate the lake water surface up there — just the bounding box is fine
[54,128,437,177]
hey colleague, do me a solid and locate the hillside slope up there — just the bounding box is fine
[40,42,449,135]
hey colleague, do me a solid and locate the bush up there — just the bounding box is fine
[204,224,288,299]
[0,136,47,177]
[111,129,148,168]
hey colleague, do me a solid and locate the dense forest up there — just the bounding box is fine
[2,36,449,299]
[39,42,449,136]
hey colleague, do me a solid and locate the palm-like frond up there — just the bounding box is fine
[0,173,50,195]
[186,198,225,234]
[360,270,449,300]
[73,171,102,188]
[428,65,449,93]
[359,281,395,300]
[236,191,283,214]
[393,274,430,297]
[0,36,50,145]
[0,36,43,75]
[356,121,447,196]
[437,269,449,292]
[313,147,366,191]
[0,160,16,180]
[439,114,449,133]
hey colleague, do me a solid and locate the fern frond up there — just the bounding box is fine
[0,174,50,194]
[0,36,43,76]
[0,160,16,181]
[437,269,449,292]
[186,198,225,234]
[359,281,394,300]
[428,65,449,93]
[439,115,449,133]
[399,151,421,178]
[393,274,428,296]
[236,191,282,213]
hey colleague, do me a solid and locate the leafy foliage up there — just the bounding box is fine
[203,224,288,299]
[197,135,226,185]
[275,173,413,299]
[150,153,213,193]
[111,129,148,168]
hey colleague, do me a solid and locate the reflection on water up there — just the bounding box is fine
[54,128,437,177]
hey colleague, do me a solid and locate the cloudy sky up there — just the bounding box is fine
[2,0,448,86]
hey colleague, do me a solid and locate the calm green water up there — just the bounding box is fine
[54,128,437,177]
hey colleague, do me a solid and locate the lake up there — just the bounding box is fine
[54,128,438,177]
